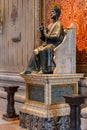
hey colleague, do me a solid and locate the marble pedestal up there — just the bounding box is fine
[20,73,83,130]
[3,86,19,121]
[64,94,87,130]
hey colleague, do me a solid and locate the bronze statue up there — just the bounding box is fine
[22,6,64,74]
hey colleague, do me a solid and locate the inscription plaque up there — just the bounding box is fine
[52,85,74,103]
[28,84,44,102]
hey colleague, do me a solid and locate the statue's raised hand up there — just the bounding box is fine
[39,23,44,33]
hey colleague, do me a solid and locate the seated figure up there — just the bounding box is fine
[23,5,64,74]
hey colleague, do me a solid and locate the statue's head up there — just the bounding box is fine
[51,6,61,19]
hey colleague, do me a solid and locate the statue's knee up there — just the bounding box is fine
[34,48,39,55]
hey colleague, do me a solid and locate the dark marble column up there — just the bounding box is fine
[64,94,87,130]
[3,86,19,121]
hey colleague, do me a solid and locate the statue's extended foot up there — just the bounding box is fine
[38,69,53,74]
[31,71,38,74]
[20,70,31,75]
[37,70,43,74]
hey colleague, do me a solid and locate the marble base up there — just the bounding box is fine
[3,114,19,121]
[20,111,69,130]
[20,73,83,129]
[21,103,70,118]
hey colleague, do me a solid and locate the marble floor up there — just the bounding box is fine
[0,111,26,130]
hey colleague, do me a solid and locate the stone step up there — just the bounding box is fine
[0,90,25,103]
[0,73,26,112]
[0,85,25,112]
[0,83,26,94]
[0,82,25,103]
[0,97,23,114]
[0,72,25,87]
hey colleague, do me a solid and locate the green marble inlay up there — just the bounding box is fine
[52,85,74,103]
[28,84,44,102]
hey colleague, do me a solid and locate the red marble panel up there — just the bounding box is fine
[45,0,87,70]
